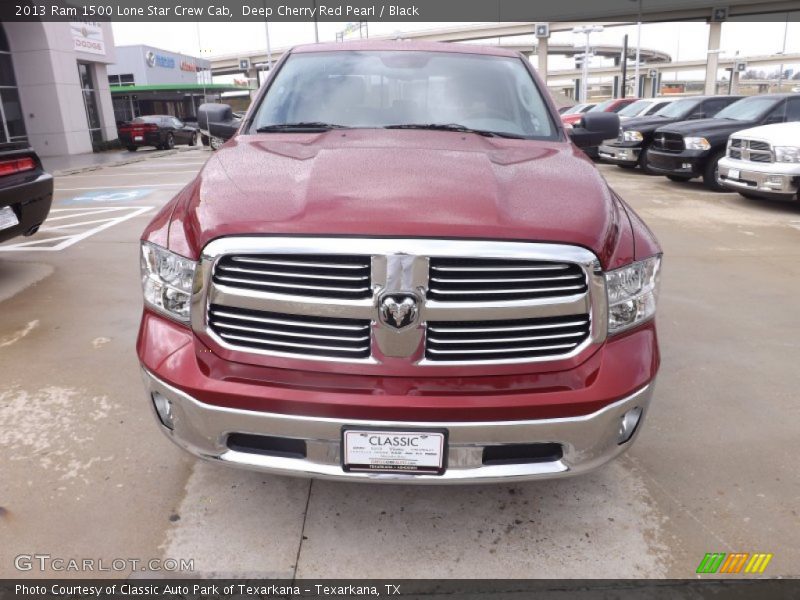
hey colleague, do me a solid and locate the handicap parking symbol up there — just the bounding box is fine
[64,188,155,204]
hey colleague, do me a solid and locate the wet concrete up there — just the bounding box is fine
[0,151,797,579]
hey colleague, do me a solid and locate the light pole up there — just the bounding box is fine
[633,0,642,96]
[572,25,603,103]
[776,14,789,92]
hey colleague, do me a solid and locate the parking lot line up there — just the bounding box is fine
[56,184,185,191]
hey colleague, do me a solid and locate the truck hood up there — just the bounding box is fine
[731,121,800,145]
[620,115,676,134]
[172,130,627,267]
[656,117,758,138]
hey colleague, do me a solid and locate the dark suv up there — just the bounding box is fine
[599,95,741,172]
[646,94,800,191]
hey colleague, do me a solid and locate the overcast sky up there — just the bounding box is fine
[111,19,800,80]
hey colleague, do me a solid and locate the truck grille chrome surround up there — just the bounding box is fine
[727,137,773,163]
[192,238,608,368]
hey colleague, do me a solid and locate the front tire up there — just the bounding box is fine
[209,136,224,151]
[189,132,197,146]
[126,146,138,152]
[165,133,175,150]
[638,146,654,174]
[702,151,727,192]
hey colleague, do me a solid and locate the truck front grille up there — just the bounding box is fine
[428,258,587,302]
[652,132,684,153]
[425,314,590,362]
[196,238,603,367]
[728,138,773,163]
[213,254,371,299]
[208,304,371,359]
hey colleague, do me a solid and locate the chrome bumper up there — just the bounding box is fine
[718,159,800,196]
[141,368,654,484]
[598,145,640,163]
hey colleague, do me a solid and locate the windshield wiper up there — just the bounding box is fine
[384,123,528,139]
[256,122,349,132]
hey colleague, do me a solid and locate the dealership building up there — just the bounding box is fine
[107,45,243,123]
[1,21,118,157]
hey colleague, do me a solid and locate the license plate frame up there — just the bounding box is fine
[134,136,144,142]
[0,205,20,232]
[728,168,740,180]
[341,427,448,476]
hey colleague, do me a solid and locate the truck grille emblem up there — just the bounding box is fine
[379,294,418,330]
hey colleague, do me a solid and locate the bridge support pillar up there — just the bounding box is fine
[537,38,548,80]
[704,21,722,95]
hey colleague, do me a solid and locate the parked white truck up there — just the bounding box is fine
[718,122,800,201]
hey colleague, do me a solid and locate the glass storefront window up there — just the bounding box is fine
[0,24,27,145]
[78,62,103,148]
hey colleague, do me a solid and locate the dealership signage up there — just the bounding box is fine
[70,21,105,55]
[145,50,176,69]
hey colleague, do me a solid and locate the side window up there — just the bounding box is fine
[764,101,786,124]
[649,102,669,114]
[703,99,727,116]
[785,98,800,122]
[688,103,706,119]
[172,118,183,128]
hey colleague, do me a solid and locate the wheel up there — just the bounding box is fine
[616,163,637,169]
[165,133,175,150]
[126,146,138,152]
[209,136,224,151]
[702,151,727,192]
[201,134,209,147]
[666,174,692,182]
[638,146,654,174]
[189,132,197,146]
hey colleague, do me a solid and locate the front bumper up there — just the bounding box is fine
[718,157,800,197]
[141,367,654,484]
[646,148,708,177]
[598,144,641,165]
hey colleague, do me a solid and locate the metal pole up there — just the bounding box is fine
[262,0,273,73]
[634,6,642,96]
[313,0,319,42]
[776,14,789,92]
[582,31,590,103]
[621,34,628,98]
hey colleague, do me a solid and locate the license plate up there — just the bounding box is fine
[0,206,19,232]
[728,168,740,180]
[342,428,447,475]
[134,136,143,142]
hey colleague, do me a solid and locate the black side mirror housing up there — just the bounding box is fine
[198,103,241,142]
[568,112,620,148]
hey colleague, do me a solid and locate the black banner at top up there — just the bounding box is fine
[3,0,800,22]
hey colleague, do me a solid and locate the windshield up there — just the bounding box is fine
[250,51,557,139]
[715,96,779,121]
[617,100,652,117]
[655,98,699,118]
[563,103,589,115]
[588,99,615,112]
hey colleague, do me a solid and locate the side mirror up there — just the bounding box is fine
[568,112,620,148]
[197,103,241,142]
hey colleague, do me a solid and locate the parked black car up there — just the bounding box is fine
[598,95,742,172]
[0,143,53,244]
[646,94,800,191]
[118,115,198,152]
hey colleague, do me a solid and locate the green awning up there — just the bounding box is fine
[110,83,251,93]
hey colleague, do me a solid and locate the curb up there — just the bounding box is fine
[51,146,203,177]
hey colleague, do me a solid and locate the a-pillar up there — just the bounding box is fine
[704,21,722,95]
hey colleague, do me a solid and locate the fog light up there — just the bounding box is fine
[681,163,692,170]
[152,391,174,430]
[765,176,784,189]
[617,407,643,444]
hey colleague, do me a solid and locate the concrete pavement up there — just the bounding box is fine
[0,150,797,579]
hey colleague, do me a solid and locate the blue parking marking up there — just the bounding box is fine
[62,188,155,204]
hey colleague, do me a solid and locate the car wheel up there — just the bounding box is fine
[666,174,692,182]
[638,146,654,174]
[201,134,209,146]
[166,133,175,150]
[209,136,224,151]
[189,132,197,146]
[126,146,138,152]
[702,151,727,192]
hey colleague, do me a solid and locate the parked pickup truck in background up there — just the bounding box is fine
[646,93,800,191]
[0,143,53,244]
[718,122,800,201]
[137,41,661,483]
[599,95,742,172]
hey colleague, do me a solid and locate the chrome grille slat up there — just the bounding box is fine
[213,253,372,300]
[208,304,371,360]
[425,314,591,362]
[428,257,587,302]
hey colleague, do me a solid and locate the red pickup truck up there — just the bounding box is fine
[138,41,661,483]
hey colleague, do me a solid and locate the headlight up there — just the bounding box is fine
[684,136,711,151]
[622,130,643,142]
[140,241,198,323]
[605,256,661,334]
[774,146,800,163]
